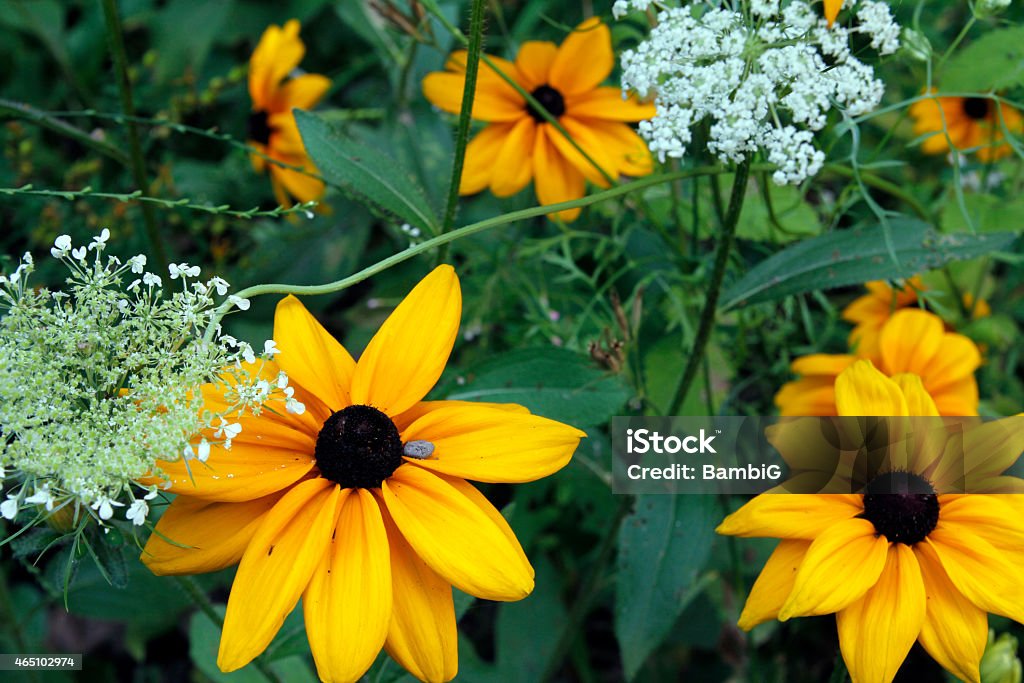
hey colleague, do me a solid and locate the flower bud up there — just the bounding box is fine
[981,630,1023,683]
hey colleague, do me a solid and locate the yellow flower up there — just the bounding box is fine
[775,309,981,416]
[139,266,585,683]
[248,20,329,207]
[722,360,1024,683]
[422,18,656,222]
[909,90,1024,162]
[842,277,990,359]
[824,0,842,26]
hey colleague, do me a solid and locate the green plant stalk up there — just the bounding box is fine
[202,163,775,343]
[440,0,487,255]
[173,576,283,683]
[100,0,168,273]
[823,164,932,222]
[0,98,130,167]
[669,157,752,415]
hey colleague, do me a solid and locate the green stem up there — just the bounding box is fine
[823,164,933,223]
[440,0,487,256]
[538,497,633,683]
[0,98,130,167]
[202,163,775,343]
[668,158,751,415]
[100,0,169,273]
[173,576,283,683]
[935,15,976,73]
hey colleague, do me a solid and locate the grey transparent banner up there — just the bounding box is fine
[611,416,1024,494]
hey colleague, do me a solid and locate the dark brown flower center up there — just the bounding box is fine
[860,471,939,545]
[314,405,404,488]
[527,85,566,122]
[248,109,273,145]
[962,97,990,121]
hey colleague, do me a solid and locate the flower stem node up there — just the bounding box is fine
[314,405,405,488]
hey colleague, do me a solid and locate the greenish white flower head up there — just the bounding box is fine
[0,232,304,530]
[615,0,900,184]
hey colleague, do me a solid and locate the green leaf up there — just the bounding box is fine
[493,558,567,683]
[152,0,233,82]
[615,495,717,680]
[940,193,1024,233]
[436,347,632,425]
[295,110,441,234]
[942,26,1024,92]
[737,182,821,243]
[721,220,1019,310]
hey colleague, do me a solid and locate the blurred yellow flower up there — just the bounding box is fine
[910,90,1024,162]
[422,17,656,221]
[140,266,585,683]
[723,360,1024,683]
[248,20,329,207]
[776,309,981,416]
[824,0,842,26]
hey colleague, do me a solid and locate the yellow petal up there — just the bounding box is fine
[142,493,282,576]
[889,374,939,417]
[835,360,909,416]
[738,540,811,630]
[573,119,654,177]
[490,117,536,197]
[381,507,458,683]
[436,475,532,572]
[272,73,330,112]
[422,72,525,122]
[549,117,618,187]
[400,404,585,483]
[791,353,856,376]
[775,377,839,416]
[218,479,341,671]
[304,489,391,683]
[144,442,314,503]
[566,87,656,122]
[274,295,356,412]
[549,18,613,97]
[350,265,461,416]
[715,494,862,539]
[381,465,533,601]
[515,41,558,90]
[938,495,1024,555]
[927,524,1024,624]
[460,124,512,195]
[249,20,304,109]
[270,163,326,204]
[836,544,925,683]
[961,415,1024,480]
[533,124,585,221]
[824,0,844,26]
[878,309,943,376]
[925,333,981,393]
[392,399,529,433]
[914,542,987,683]
[779,517,889,619]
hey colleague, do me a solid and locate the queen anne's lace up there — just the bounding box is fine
[616,0,900,184]
[0,234,303,529]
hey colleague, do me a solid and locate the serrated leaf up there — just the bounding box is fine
[942,26,1024,92]
[615,495,716,680]
[295,110,441,233]
[436,347,631,425]
[722,220,1018,310]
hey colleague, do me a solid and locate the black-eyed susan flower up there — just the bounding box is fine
[248,20,329,207]
[775,309,981,416]
[721,359,1024,683]
[842,277,990,359]
[909,90,1024,162]
[139,265,585,683]
[422,18,656,222]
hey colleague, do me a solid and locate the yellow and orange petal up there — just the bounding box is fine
[910,90,1024,162]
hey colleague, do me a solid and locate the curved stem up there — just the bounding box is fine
[439,0,487,259]
[668,158,751,415]
[823,163,933,223]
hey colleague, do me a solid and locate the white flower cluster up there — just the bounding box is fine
[616,0,900,184]
[0,232,304,530]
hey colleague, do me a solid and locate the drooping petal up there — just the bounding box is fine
[515,41,558,90]
[890,373,939,417]
[142,492,282,576]
[835,360,909,416]
[350,265,461,416]
[274,295,357,412]
[779,518,889,619]
[392,400,529,433]
[460,124,513,195]
[836,544,926,683]
[270,163,326,204]
[738,540,811,630]
[218,479,341,672]
[549,18,614,97]
[249,20,305,109]
[380,506,458,683]
[915,542,987,683]
[436,474,531,572]
[566,87,656,122]
[533,124,585,221]
[304,489,391,683]
[400,404,585,483]
[490,117,536,197]
[571,119,654,177]
[715,494,862,539]
[142,442,315,503]
[381,465,533,601]
[548,117,618,187]
[271,73,331,113]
